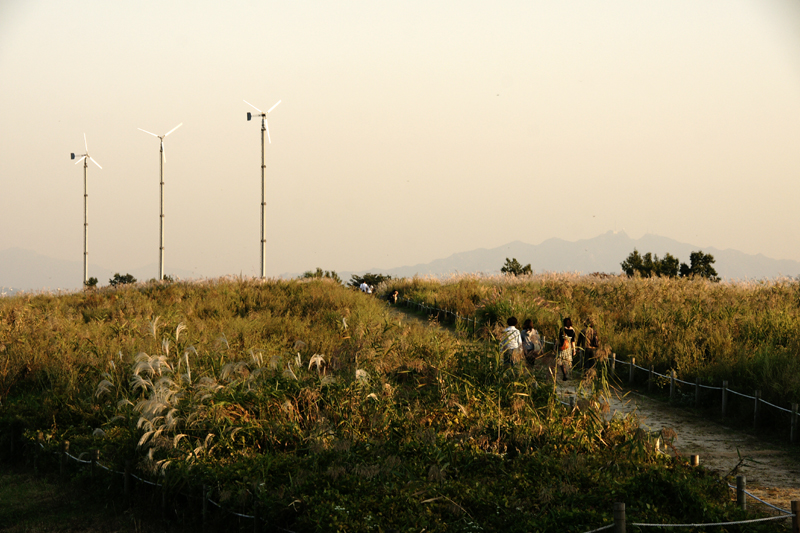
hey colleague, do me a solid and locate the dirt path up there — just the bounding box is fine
[596,387,800,512]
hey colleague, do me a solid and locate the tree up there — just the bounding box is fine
[679,251,718,281]
[501,257,532,276]
[348,273,392,289]
[84,277,98,288]
[301,267,342,284]
[621,250,679,278]
[109,273,137,287]
[654,253,679,278]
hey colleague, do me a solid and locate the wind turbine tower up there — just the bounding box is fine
[244,99,281,279]
[138,123,182,281]
[71,134,102,286]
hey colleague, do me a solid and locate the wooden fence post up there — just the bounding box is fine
[670,370,675,402]
[648,366,654,393]
[629,357,635,385]
[690,454,700,467]
[611,353,616,380]
[792,404,798,445]
[613,502,626,533]
[791,500,799,533]
[736,475,746,510]
[754,390,761,428]
[695,377,700,408]
[722,381,729,418]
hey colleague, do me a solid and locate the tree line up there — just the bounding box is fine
[500,250,718,280]
[620,249,718,280]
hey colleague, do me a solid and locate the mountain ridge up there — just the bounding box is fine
[4,231,799,293]
[350,231,800,281]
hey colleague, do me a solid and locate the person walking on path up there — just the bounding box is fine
[577,318,600,370]
[501,317,523,365]
[556,317,576,381]
[521,318,542,364]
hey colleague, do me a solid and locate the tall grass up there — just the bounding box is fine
[386,273,800,406]
[0,278,774,531]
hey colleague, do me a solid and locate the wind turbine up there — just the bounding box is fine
[71,134,102,286]
[244,98,281,279]
[138,122,182,281]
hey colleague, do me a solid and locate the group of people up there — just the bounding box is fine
[501,316,600,381]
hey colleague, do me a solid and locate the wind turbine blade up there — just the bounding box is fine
[74,155,87,165]
[265,119,271,144]
[138,128,159,137]
[84,133,88,152]
[268,100,281,113]
[90,157,102,170]
[165,122,182,137]
[244,100,263,113]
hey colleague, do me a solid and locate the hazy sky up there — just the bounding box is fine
[2,0,800,281]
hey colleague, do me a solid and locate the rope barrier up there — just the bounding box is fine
[760,399,792,414]
[725,483,793,515]
[629,513,792,527]
[207,497,255,519]
[727,388,754,400]
[580,524,615,533]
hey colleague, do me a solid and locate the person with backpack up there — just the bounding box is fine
[521,318,543,364]
[556,317,576,381]
[501,317,523,365]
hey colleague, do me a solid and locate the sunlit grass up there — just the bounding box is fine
[0,277,777,531]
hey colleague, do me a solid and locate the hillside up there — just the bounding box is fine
[0,278,770,532]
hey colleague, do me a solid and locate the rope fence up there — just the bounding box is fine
[32,439,295,533]
[35,437,800,533]
[611,355,800,443]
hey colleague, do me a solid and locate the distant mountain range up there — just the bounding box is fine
[0,248,195,295]
[3,231,798,294]
[346,231,800,281]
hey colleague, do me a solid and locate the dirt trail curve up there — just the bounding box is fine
[385,302,800,512]
[585,386,800,512]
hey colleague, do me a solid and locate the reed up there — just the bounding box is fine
[0,277,776,531]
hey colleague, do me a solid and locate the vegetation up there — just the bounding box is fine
[386,273,800,409]
[109,272,137,287]
[620,250,680,278]
[621,249,718,281]
[301,267,342,284]
[501,257,532,276]
[348,272,392,288]
[84,276,99,288]
[0,278,771,531]
[679,251,719,281]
